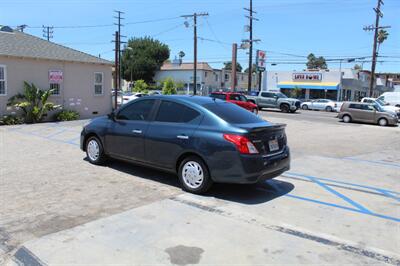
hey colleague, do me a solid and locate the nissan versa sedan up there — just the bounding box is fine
[80,96,290,194]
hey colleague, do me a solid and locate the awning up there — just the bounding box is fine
[277,81,339,90]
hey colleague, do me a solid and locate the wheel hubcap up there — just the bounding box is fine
[87,140,100,161]
[379,119,387,126]
[182,161,204,189]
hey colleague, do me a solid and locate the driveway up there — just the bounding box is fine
[1,112,399,265]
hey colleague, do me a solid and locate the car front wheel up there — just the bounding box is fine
[280,104,290,113]
[342,115,351,123]
[302,105,308,110]
[378,118,388,127]
[178,156,213,194]
[86,136,107,165]
[326,106,333,112]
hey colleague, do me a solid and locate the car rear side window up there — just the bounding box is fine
[117,99,155,121]
[349,104,362,109]
[203,102,263,124]
[156,101,201,123]
[210,93,226,100]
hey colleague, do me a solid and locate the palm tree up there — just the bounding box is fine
[377,30,389,52]
[7,82,60,123]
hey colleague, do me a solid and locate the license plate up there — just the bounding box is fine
[268,138,279,152]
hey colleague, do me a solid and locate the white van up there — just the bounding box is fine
[378,92,400,107]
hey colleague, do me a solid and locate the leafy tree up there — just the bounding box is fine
[223,61,243,72]
[132,79,148,93]
[178,51,185,59]
[306,53,328,70]
[244,64,257,74]
[7,82,60,123]
[121,37,170,83]
[354,64,362,70]
[162,77,177,95]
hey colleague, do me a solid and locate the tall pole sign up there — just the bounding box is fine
[256,50,266,72]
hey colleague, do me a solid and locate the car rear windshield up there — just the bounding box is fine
[203,102,263,124]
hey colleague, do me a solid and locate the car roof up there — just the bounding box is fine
[143,95,224,106]
[210,91,241,95]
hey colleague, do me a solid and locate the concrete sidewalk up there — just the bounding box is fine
[9,191,400,266]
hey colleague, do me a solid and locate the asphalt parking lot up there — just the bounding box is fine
[1,110,399,265]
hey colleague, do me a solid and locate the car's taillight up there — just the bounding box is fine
[223,134,259,154]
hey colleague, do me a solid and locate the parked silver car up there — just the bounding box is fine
[301,99,337,112]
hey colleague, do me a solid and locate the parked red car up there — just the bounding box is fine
[210,92,258,114]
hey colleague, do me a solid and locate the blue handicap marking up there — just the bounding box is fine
[282,172,400,223]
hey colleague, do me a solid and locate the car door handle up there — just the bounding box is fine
[177,135,189,140]
[132,129,142,134]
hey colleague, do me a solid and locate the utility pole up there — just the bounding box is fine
[181,12,209,95]
[232,43,238,91]
[42,25,53,41]
[114,10,125,95]
[244,0,259,92]
[113,31,119,110]
[363,0,390,97]
[16,24,27,32]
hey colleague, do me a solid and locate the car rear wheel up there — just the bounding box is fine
[325,106,333,112]
[342,115,351,123]
[378,118,388,127]
[86,136,107,165]
[302,105,308,110]
[178,156,213,194]
[280,104,290,113]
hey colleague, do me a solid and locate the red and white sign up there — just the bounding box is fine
[49,70,63,83]
[256,50,266,71]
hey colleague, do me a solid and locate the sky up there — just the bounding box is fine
[1,0,399,73]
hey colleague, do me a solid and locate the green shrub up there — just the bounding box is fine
[132,79,149,93]
[55,110,80,121]
[0,115,25,125]
[162,77,177,95]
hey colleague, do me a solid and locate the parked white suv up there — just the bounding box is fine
[377,92,400,107]
[361,97,400,119]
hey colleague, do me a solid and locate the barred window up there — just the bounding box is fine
[94,72,103,95]
[0,66,6,95]
[50,83,60,95]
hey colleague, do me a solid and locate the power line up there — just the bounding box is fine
[20,16,181,30]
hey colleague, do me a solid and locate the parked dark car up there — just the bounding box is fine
[80,96,290,194]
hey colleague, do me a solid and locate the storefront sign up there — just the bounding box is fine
[292,73,322,81]
[49,70,63,83]
[256,50,266,72]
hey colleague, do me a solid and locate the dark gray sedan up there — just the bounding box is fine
[80,95,290,194]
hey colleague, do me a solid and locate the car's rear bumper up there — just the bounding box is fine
[210,146,290,184]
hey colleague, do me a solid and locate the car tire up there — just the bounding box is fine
[290,109,297,113]
[280,104,290,113]
[252,108,259,115]
[326,106,333,112]
[342,115,351,123]
[258,106,262,111]
[178,156,213,194]
[302,105,308,110]
[86,136,107,165]
[378,118,388,127]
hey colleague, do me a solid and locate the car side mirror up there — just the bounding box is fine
[108,112,116,121]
